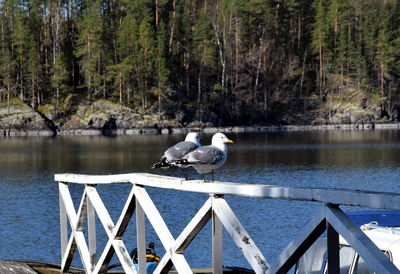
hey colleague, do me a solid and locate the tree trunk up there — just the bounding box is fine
[212,21,226,124]
[158,94,161,122]
[19,66,24,101]
[197,69,202,122]
[297,15,301,50]
[119,71,122,104]
[53,1,61,107]
[300,49,307,110]
[185,51,190,95]
[31,76,36,108]
[7,85,10,114]
[252,38,263,120]
[168,0,176,53]
[380,62,385,95]
[235,19,240,86]
[155,0,159,27]
[212,22,226,89]
[319,39,324,100]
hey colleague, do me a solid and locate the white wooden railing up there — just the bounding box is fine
[55,173,400,274]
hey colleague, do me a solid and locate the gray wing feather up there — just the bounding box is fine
[165,141,199,161]
[185,146,224,164]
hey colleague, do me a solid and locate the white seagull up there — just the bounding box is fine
[177,132,233,181]
[152,132,201,176]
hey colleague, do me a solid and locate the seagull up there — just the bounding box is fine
[151,132,201,175]
[176,132,233,181]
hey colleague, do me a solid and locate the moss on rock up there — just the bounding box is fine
[0,98,56,134]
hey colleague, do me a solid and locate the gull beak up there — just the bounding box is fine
[225,139,233,144]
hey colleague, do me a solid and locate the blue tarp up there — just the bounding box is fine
[347,210,400,227]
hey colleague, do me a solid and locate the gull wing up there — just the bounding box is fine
[185,146,225,165]
[165,141,199,162]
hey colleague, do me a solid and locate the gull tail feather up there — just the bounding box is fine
[151,158,172,169]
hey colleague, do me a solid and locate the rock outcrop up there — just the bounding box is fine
[57,99,166,135]
[1,86,399,137]
[0,98,56,136]
[309,87,380,127]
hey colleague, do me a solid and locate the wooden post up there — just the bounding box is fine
[87,192,96,269]
[136,198,146,274]
[327,222,339,273]
[212,197,223,274]
[59,183,68,263]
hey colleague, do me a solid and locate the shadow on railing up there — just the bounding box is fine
[55,173,400,274]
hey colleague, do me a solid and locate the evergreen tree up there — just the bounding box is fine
[155,20,169,119]
[311,0,329,96]
[193,8,216,121]
[375,3,395,96]
[115,0,140,104]
[137,16,155,111]
[26,0,42,107]
[0,1,12,107]
[12,5,29,101]
[75,0,104,100]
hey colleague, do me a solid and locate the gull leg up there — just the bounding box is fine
[202,174,206,182]
[184,169,189,180]
[211,171,219,183]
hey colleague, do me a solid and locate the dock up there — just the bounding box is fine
[0,261,38,274]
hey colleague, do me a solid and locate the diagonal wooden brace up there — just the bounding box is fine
[59,184,92,273]
[153,197,212,274]
[87,185,137,274]
[133,184,193,273]
[212,197,269,274]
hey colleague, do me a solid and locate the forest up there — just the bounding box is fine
[0,0,400,126]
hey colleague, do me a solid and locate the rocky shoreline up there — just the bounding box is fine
[1,97,400,137]
[3,122,400,137]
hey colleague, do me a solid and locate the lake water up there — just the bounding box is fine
[1,130,400,270]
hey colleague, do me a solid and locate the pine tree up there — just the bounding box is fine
[311,0,329,97]
[375,3,395,96]
[0,1,12,108]
[75,0,104,100]
[26,0,42,107]
[12,5,29,101]
[114,9,138,104]
[155,20,169,119]
[193,8,216,121]
[137,16,155,111]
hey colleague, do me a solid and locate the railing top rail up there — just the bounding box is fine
[55,173,400,210]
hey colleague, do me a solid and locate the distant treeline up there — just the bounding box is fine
[0,0,400,125]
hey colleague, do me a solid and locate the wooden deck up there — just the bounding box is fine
[0,260,38,274]
[0,260,85,274]
[0,261,253,274]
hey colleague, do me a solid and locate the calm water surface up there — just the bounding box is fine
[1,130,400,269]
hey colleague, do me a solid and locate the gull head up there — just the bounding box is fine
[185,132,201,145]
[212,133,233,146]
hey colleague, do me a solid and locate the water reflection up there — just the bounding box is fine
[1,130,400,176]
